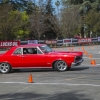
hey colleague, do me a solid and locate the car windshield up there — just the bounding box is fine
[39,45,52,53]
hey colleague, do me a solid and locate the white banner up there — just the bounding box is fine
[78,38,92,44]
[98,37,100,42]
[28,40,38,44]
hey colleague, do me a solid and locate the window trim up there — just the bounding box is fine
[12,47,22,55]
[37,47,44,54]
[22,47,44,55]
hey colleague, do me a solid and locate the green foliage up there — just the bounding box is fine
[60,5,81,38]
[84,9,100,37]
[61,0,100,37]
[0,0,29,10]
[0,4,29,40]
[10,10,29,39]
[0,0,59,40]
[21,11,29,22]
[61,0,83,5]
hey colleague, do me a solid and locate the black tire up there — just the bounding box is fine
[0,63,11,74]
[13,69,20,72]
[54,60,67,71]
[67,67,71,70]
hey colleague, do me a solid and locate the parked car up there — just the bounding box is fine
[0,44,83,74]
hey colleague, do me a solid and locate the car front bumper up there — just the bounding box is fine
[71,58,84,68]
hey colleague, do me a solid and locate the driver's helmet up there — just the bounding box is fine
[27,48,33,53]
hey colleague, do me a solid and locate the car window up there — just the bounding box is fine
[39,45,52,53]
[37,48,42,54]
[23,48,37,54]
[13,48,22,55]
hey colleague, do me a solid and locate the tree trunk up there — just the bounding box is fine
[81,26,84,38]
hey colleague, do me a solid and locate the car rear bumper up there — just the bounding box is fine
[71,58,84,68]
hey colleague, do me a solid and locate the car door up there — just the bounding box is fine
[22,47,46,67]
[8,48,23,68]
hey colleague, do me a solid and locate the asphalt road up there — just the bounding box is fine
[0,45,100,100]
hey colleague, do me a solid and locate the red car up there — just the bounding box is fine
[0,44,83,74]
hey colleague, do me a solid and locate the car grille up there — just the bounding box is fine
[75,56,83,62]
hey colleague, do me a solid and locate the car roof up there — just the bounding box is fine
[4,44,46,55]
[16,44,46,48]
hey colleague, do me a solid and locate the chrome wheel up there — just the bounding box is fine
[0,63,11,74]
[55,61,67,71]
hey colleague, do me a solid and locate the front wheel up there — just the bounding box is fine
[0,63,11,74]
[54,60,67,71]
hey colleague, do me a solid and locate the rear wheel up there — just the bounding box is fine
[55,60,67,71]
[0,63,11,74]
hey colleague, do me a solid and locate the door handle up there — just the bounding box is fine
[22,56,25,58]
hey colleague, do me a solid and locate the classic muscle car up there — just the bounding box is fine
[0,44,83,73]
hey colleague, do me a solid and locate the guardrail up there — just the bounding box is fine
[25,37,99,46]
[0,37,99,50]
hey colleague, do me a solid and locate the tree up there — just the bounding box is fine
[0,0,29,11]
[43,0,59,39]
[84,9,100,37]
[28,0,59,40]
[0,4,29,40]
[61,0,100,38]
[25,0,37,15]
[55,0,60,19]
[61,0,83,5]
[29,9,47,40]
[60,5,81,38]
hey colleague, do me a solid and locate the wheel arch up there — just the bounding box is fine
[52,59,67,69]
[0,62,12,74]
[0,61,12,69]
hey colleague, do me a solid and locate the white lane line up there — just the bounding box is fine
[83,57,88,58]
[96,64,100,65]
[81,64,100,66]
[0,82,100,87]
[81,64,96,66]
[83,57,100,59]
[65,76,87,80]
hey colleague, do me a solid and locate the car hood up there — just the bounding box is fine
[48,51,83,56]
[0,53,4,56]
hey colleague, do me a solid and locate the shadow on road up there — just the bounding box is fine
[9,67,90,74]
[69,67,89,71]
[11,68,56,73]
[0,91,91,100]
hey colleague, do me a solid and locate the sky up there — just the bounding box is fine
[33,0,62,14]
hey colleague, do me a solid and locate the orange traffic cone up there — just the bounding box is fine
[88,54,92,58]
[92,45,94,49]
[72,47,74,51]
[83,50,86,54]
[28,74,34,83]
[82,46,84,50]
[90,60,96,66]
[86,51,88,55]
[68,47,70,50]
[78,47,80,50]
[84,51,88,55]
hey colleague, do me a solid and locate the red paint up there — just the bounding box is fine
[0,44,83,69]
